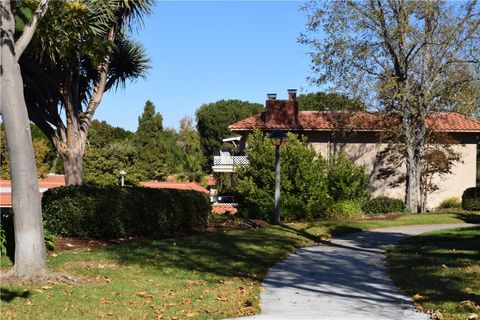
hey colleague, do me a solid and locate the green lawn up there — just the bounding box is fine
[387,226,480,320]
[1,212,477,319]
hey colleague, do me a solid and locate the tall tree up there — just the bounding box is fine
[21,0,151,185]
[0,0,52,281]
[196,100,264,170]
[177,116,205,182]
[300,0,480,212]
[134,101,182,180]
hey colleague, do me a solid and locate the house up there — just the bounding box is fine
[226,89,480,209]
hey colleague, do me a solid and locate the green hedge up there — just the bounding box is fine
[462,187,480,211]
[42,185,210,238]
[362,196,404,215]
[324,200,363,220]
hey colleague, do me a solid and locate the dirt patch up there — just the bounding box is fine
[54,237,140,252]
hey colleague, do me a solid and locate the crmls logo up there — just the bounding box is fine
[404,309,430,319]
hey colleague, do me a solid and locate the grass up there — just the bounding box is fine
[387,226,480,320]
[1,212,478,319]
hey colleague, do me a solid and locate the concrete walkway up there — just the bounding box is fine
[230,223,476,320]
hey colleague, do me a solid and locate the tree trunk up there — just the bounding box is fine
[405,144,419,213]
[0,4,50,280]
[62,152,84,185]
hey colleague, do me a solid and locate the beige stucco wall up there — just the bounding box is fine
[303,131,477,210]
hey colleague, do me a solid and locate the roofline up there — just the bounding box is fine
[229,127,480,133]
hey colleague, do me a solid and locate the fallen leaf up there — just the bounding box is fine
[215,296,228,302]
[136,291,152,298]
[41,286,52,290]
[413,293,424,300]
[468,314,478,320]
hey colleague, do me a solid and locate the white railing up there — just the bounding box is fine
[213,155,249,166]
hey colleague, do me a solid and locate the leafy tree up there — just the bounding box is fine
[176,117,205,182]
[297,92,365,111]
[235,130,330,222]
[134,101,183,180]
[196,100,264,169]
[88,120,134,149]
[1,0,53,281]
[83,141,142,186]
[300,0,480,212]
[21,0,152,185]
[1,124,55,179]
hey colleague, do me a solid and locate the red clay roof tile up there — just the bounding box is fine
[229,111,480,132]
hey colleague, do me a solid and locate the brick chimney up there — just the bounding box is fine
[264,89,298,126]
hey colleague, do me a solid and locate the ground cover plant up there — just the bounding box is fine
[387,226,480,320]
[1,212,477,319]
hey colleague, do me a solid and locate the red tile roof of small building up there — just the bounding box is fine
[0,193,12,207]
[139,181,209,194]
[229,111,480,132]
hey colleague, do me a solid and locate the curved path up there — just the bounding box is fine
[231,223,475,320]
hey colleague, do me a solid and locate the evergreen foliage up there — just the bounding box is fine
[234,130,369,222]
[462,187,480,211]
[42,185,210,238]
[297,92,365,111]
[362,197,404,215]
[134,101,183,180]
[196,100,263,169]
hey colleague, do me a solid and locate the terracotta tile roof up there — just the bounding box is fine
[139,181,209,194]
[0,192,12,207]
[229,111,480,132]
[38,175,65,188]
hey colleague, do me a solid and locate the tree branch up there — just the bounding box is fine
[14,0,50,60]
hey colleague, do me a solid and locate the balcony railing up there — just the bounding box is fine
[212,153,249,172]
[213,155,249,166]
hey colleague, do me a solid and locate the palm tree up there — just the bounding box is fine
[21,0,152,185]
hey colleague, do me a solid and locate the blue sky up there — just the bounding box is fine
[96,1,316,131]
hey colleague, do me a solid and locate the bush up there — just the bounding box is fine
[362,196,404,215]
[327,152,370,202]
[324,200,363,220]
[462,187,480,211]
[42,185,210,238]
[438,196,462,209]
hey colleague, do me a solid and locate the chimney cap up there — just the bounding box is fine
[287,89,297,94]
[267,93,277,100]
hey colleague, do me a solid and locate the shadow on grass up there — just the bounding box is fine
[102,226,310,281]
[456,212,480,224]
[0,288,30,302]
[388,226,480,306]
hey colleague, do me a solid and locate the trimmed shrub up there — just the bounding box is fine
[324,200,363,220]
[362,196,404,215]
[462,187,480,211]
[42,185,210,238]
[438,196,462,209]
[327,152,370,202]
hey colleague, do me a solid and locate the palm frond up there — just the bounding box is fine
[105,33,151,91]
